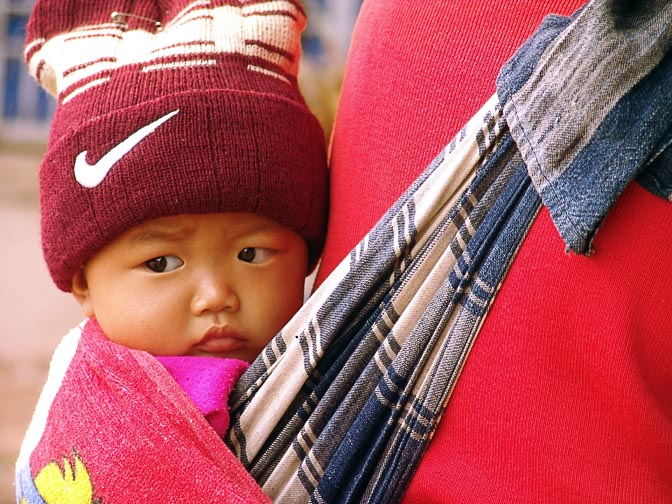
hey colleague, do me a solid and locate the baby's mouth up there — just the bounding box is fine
[194,326,245,354]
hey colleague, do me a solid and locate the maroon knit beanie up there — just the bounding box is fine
[24,0,328,292]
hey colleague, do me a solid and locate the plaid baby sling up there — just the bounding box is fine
[227,94,528,503]
[226,1,672,502]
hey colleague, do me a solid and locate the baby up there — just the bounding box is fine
[27,0,327,436]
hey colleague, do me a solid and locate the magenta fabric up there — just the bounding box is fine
[157,355,249,437]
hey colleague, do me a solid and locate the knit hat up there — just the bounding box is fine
[24,0,328,292]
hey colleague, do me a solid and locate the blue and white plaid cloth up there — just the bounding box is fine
[227,1,672,502]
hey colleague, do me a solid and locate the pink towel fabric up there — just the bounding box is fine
[15,319,270,503]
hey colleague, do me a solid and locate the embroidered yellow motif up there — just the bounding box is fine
[34,453,94,504]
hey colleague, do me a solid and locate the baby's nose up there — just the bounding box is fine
[190,276,240,316]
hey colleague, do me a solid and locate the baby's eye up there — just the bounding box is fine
[238,247,273,264]
[145,255,184,273]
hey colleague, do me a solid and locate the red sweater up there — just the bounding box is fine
[317,1,672,501]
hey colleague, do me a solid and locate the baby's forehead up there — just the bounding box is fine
[122,212,294,243]
[125,216,196,244]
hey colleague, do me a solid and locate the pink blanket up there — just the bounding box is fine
[15,319,270,503]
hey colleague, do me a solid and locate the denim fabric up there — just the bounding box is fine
[497,0,672,253]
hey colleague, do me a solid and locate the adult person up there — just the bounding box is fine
[316,0,672,501]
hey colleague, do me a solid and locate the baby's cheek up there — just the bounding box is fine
[96,304,152,350]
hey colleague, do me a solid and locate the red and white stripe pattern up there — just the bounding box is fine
[25,0,306,104]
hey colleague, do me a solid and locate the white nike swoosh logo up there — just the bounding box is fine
[74,109,180,188]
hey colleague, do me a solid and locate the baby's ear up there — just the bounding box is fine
[71,269,95,318]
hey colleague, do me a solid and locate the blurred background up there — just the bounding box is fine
[0,0,361,501]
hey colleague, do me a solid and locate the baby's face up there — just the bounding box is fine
[72,213,308,362]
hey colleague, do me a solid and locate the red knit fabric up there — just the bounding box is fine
[319,0,672,501]
[404,184,672,502]
[317,0,585,285]
[26,0,327,291]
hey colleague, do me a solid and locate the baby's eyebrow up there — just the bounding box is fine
[128,226,194,244]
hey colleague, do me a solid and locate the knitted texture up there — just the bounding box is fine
[25,0,327,291]
[316,0,585,287]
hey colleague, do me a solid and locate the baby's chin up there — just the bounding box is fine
[187,348,257,363]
